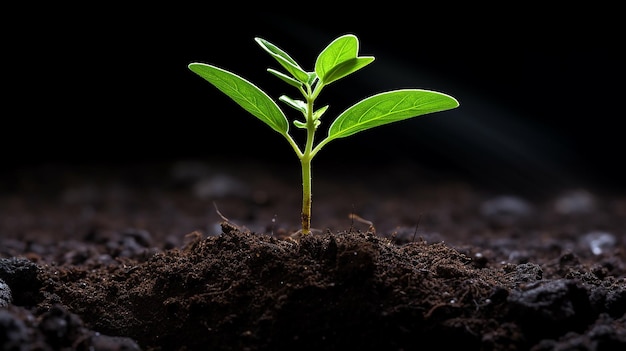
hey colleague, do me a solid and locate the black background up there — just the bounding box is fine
[5,7,624,193]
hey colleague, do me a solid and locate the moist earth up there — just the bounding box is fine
[1,159,625,350]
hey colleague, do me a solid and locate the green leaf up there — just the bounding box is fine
[293,120,307,129]
[305,72,319,86]
[320,57,375,86]
[313,105,329,120]
[315,34,374,85]
[325,89,459,142]
[279,95,307,114]
[255,37,299,67]
[255,37,309,83]
[188,63,289,135]
[267,68,302,89]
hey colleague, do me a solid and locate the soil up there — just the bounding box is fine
[1,158,625,351]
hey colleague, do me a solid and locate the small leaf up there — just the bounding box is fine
[188,63,289,135]
[293,118,321,129]
[325,89,459,142]
[267,68,302,89]
[315,34,374,85]
[255,37,299,67]
[313,105,329,120]
[305,72,319,86]
[279,95,307,113]
[255,37,309,83]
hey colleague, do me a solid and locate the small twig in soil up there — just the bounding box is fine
[213,201,231,223]
[212,201,247,233]
[349,213,376,234]
[412,214,423,242]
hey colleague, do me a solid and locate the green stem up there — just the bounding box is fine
[299,93,317,235]
[300,155,312,235]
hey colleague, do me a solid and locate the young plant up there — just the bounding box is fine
[188,34,459,235]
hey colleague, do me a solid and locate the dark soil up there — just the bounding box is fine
[1,159,625,351]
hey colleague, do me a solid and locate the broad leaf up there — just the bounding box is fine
[188,63,289,135]
[315,34,374,85]
[320,57,374,86]
[325,89,459,142]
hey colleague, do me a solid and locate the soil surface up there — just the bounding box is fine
[1,159,625,350]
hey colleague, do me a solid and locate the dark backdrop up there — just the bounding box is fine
[5,8,623,193]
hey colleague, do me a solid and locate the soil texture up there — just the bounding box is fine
[1,159,625,350]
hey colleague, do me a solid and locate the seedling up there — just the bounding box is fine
[188,34,459,235]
